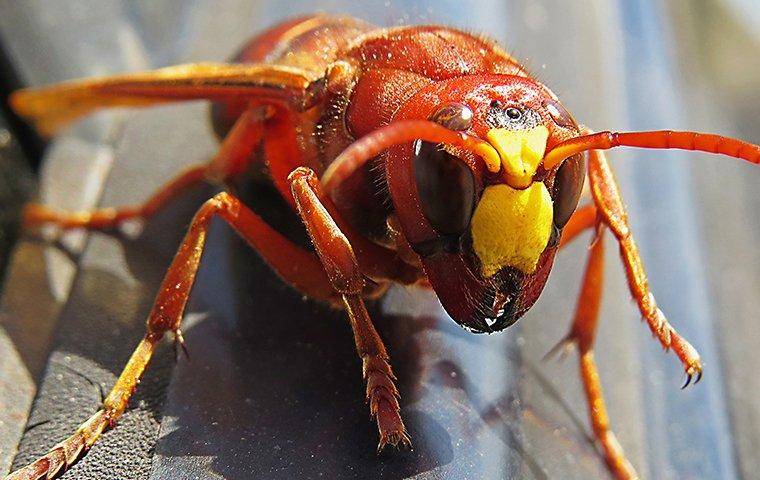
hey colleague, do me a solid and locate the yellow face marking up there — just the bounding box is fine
[486,125,550,189]
[471,142,502,173]
[470,182,553,276]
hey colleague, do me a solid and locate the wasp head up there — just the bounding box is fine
[386,75,586,333]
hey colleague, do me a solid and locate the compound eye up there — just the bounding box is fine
[430,103,473,131]
[552,153,586,228]
[412,104,477,236]
[414,140,476,236]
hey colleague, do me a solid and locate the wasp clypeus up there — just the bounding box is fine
[4,14,759,480]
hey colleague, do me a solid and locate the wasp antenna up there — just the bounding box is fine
[320,120,500,194]
[543,129,760,171]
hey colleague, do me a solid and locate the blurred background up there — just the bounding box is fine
[0,1,758,479]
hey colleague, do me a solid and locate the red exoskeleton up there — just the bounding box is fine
[5,14,760,480]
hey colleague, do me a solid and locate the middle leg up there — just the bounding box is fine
[22,108,266,232]
[551,218,639,479]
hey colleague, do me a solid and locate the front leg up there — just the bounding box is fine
[587,147,703,384]
[288,167,410,450]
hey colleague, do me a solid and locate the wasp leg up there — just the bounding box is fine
[587,146,702,380]
[22,164,206,231]
[559,202,598,248]
[4,191,347,480]
[10,63,319,138]
[551,223,639,479]
[22,108,265,232]
[203,107,267,184]
[262,107,307,211]
[288,166,411,452]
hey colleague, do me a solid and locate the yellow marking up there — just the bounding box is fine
[470,182,553,276]
[486,126,549,188]
[471,142,502,173]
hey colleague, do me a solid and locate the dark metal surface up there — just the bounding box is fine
[0,112,33,283]
[0,1,759,479]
